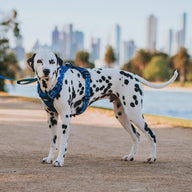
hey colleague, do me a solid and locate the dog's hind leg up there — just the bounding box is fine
[113,99,140,161]
[42,111,58,164]
[129,114,156,163]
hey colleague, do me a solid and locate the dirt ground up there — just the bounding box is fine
[0,96,192,192]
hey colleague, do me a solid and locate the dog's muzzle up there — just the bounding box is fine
[43,69,50,77]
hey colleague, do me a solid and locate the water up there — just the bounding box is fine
[5,84,192,120]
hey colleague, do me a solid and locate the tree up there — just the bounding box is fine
[104,46,116,68]
[172,47,190,85]
[75,50,94,68]
[0,9,20,91]
[121,59,140,74]
[143,56,170,81]
[132,49,152,75]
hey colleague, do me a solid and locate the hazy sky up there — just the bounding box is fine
[1,0,192,54]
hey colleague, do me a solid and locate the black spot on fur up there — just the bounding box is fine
[72,87,76,99]
[50,117,57,126]
[74,100,82,108]
[117,102,121,108]
[101,76,106,81]
[62,124,67,129]
[97,71,101,74]
[130,102,135,107]
[42,80,47,88]
[131,124,136,134]
[144,123,156,143]
[120,71,133,79]
[79,82,82,88]
[53,135,57,144]
[124,79,129,85]
[135,84,143,96]
[118,112,122,116]
[65,80,68,85]
[56,93,61,100]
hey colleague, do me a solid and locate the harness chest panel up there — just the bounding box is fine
[37,64,91,116]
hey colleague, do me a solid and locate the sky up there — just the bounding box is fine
[1,0,192,55]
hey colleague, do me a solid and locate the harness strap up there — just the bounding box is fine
[38,64,91,116]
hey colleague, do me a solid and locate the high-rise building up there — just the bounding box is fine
[146,15,157,51]
[181,12,187,47]
[90,38,100,63]
[169,12,187,55]
[165,29,173,55]
[108,24,121,64]
[51,26,60,54]
[120,40,136,67]
[60,24,84,60]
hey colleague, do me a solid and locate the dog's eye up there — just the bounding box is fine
[37,59,42,64]
[49,59,55,64]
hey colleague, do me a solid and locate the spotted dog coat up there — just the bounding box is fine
[28,50,178,167]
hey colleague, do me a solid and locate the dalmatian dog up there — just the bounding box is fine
[27,50,178,167]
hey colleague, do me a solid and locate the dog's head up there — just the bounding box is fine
[27,50,63,80]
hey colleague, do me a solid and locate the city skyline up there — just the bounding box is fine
[1,0,192,55]
[11,11,189,70]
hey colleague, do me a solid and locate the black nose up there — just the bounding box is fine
[43,69,50,76]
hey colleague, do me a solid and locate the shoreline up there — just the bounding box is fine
[0,93,192,128]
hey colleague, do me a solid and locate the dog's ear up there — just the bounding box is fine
[27,53,36,72]
[55,54,63,67]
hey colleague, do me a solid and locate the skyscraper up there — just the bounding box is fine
[51,26,60,54]
[169,12,187,55]
[165,29,173,55]
[146,15,157,51]
[108,24,121,64]
[90,38,100,63]
[181,12,187,47]
[119,40,136,67]
[60,24,84,60]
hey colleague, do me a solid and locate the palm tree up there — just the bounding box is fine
[173,47,190,85]
[104,46,116,68]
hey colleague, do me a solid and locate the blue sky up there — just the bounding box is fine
[1,0,192,54]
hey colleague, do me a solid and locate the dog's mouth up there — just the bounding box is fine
[38,75,50,81]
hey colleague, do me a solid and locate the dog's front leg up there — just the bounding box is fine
[53,110,71,167]
[42,112,58,164]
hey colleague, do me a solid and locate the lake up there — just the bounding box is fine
[5,84,192,120]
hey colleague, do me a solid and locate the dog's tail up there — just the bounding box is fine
[135,70,178,89]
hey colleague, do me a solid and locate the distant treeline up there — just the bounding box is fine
[121,47,191,85]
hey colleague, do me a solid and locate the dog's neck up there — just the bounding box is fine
[37,69,61,93]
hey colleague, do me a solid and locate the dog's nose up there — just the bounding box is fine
[43,69,50,76]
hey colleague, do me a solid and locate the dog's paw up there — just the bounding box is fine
[42,157,53,164]
[144,157,156,164]
[121,155,134,161]
[53,159,64,167]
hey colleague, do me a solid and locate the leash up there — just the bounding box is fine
[1,63,91,117]
[0,74,37,85]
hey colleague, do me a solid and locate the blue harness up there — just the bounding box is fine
[38,64,91,117]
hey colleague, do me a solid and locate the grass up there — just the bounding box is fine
[89,106,192,128]
[1,92,192,128]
